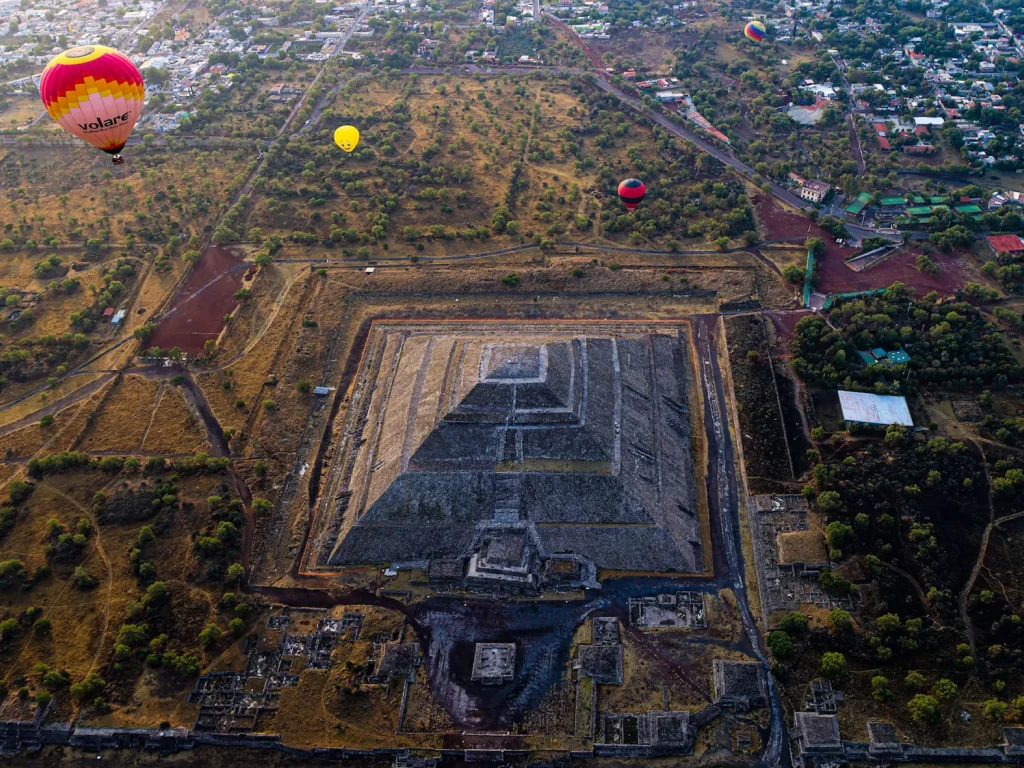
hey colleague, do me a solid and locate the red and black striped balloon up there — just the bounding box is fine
[617,178,646,211]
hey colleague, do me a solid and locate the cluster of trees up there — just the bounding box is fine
[790,283,1021,393]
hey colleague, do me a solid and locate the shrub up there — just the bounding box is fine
[767,630,792,658]
[199,623,223,648]
[0,558,26,589]
[871,675,892,702]
[72,567,97,589]
[905,671,927,690]
[908,693,941,724]
[70,672,106,703]
[819,651,847,680]
[778,612,809,635]
[0,618,18,641]
[985,698,1008,721]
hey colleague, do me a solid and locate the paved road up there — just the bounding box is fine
[592,78,811,212]
[693,316,788,767]
[407,63,813,215]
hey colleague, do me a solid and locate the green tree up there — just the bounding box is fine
[226,563,245,585]
[767,630,793,658]
[819,651,847,680]
[908,693,941,724]
[779,612,809,634]
[199,623,223,649]
[783,265,805,283]
[934,678,958,701]
[829,608,854,633]
[817,490,842,513]
[871,675,892,702]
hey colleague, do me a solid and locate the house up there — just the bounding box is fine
[988,234,1024,256]
[799,180,831,204]
[878,196,906,210]
[857,348,911,366]
[844,192,872,218]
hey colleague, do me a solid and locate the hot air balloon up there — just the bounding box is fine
[334,125,360,152]
[618,178,646,211]
[744,20,766,42]
[39,45,145,165]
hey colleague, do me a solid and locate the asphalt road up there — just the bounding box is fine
[693,315,788,767]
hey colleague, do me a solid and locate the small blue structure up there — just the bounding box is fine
[857,347,912,366]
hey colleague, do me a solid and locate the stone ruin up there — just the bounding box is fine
[470,642,516,686]
[628,591,706,628]
[575,617,623,685]
[712,660,767,711]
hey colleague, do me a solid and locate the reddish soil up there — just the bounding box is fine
[148,246,248,356]
[816,246,968,297]
[754,194,854,261]
[765,310,811,349]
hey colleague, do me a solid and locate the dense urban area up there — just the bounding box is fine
[5,0,1024,766]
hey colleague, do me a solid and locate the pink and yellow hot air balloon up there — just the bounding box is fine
[40,45,145,164]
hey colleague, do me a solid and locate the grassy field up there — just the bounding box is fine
[0,144,252,399]
[241,72,756,259]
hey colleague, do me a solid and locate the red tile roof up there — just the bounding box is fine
[987,234,1024,253]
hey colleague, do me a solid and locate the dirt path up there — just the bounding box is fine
[878,560,944,629]
[44,483,115,676]
[137,383,165,451]
[848,114,865,176]
[959,440,994,659]
[0,373,116,430]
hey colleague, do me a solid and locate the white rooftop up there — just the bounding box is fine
[838,391,913,427]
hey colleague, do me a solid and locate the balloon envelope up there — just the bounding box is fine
[744,20,766,42]
[617,178,646,211]
[39,45,144,156]
[334,125,360,152]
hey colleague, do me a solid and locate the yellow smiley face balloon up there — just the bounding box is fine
[334,125,360,153]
